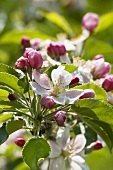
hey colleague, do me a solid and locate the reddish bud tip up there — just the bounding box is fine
[80,89,95,99]
[21,36,30,49]
[15,137,25,147]
[102,75,113,92]
[93,141,103,150]
[8,94,16,101]
[69,77,79,87]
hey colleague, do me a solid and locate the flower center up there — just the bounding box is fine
[49,84,60,97]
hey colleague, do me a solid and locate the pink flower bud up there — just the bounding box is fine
[82,12,99,32]
[93,54,104,60]
[21,36,30,49]
[8,94,16,101]
[28,50,43,69]
[93,141,103,150]
[23,48,33,58]
[79,89,95,99]
[47,42,66,57]
[15,56,28,70]
[40,96,54,109]
[15,137,25,147]
[102,75,113,92]
[69,77,79,87]
[92,58,111,79]
[54,111,66,126]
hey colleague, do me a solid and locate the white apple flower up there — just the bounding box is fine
[40,126,89,170]
[30,66,84,105]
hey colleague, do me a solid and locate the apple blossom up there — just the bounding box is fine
[40,126,89,170]
[30,66,85,105]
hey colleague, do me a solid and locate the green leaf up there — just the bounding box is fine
[42,11,73,35]
[62,64,78,73]
[0,101,26,109]
[95,12,113,33]
[71,98,113,125]
[83,37,113,60]
[0,113,13,123]
[0,30,54,44]
[6,120,25,134]
[82,117,113,152]
[74,83,107,100]
[0,64,29,93]
[45,65,58,79]
[22,138,51,170]
[0,85,13,93]
[0,72,24,94]
[0,89,9,100]
[0,123,9,144]
[0,63,20,77]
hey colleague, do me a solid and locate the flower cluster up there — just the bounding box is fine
[1,12,111,170]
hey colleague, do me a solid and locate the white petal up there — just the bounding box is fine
[50,156,66,170]
[56,126,70,149]
[70,134,86,154]
[71,156,90,170]
[64,90,84,104]
[47,56,60,66]
[52,93,66,105]
[33,69,52,89]
[40,159,49,170]
[30,82,49,96]
[60,54,71,64]
[51,66,72,88]
[48,141,61,158]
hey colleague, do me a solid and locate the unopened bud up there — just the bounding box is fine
[92,58,111,79]
[80,89,95,99]
[21,36,30,49]
[54,111,66,126]
[102,75,113,92]
[40,96,54,109]
[82,12,99,32]
[93,54,104,60]
[15,56,28,70]
[93,141,103,150]
[28,50,43,69]
[69,77,79,87]
[47,42,66,58]
[15,137,25,147]
[30,38,42,49]
[8,94,16,101]
[23,48,33,58]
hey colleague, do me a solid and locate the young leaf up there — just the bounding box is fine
[0,123,9,144]
[71,98,113,125]
[0,101,26,109]
[6,120,25,134]
[82,117,113,152]
[62,64,78,73]
[0,113,13,123]
[0,89,9,100]
[0,72,24,94]
[74,83,107,100]
[22,138,51,170]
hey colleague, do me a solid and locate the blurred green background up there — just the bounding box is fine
[0,0,113,169]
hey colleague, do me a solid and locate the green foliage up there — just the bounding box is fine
[71,99,113,151]
[0,113,13,123]
[22,138,51,170]
[6,120,25,134]
[0,123,9,144]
